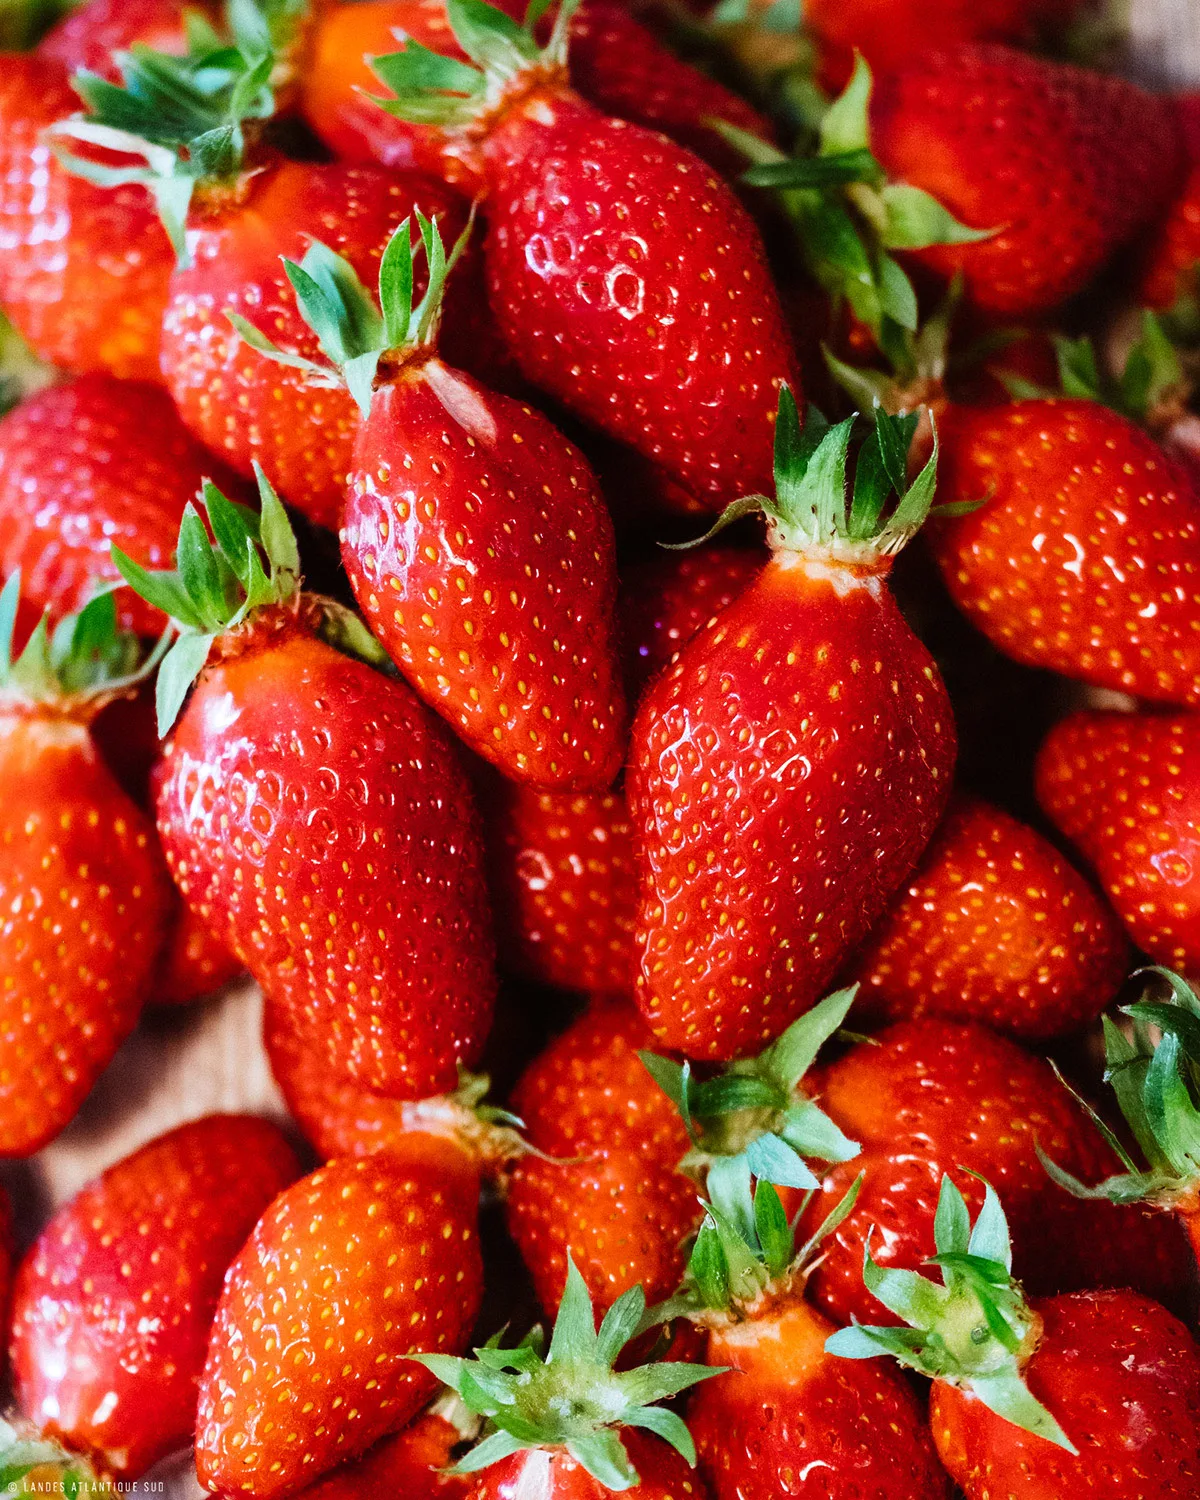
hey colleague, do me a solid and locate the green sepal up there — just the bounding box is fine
[826,1175,1076,1454]
[232,212,473,419]
[640,984,860,1192]
[0,1418,117,1498]
[0,312,54,419]
[411,1257,723,1489]
[370,0,580,130]
[48,4,291,266]
[0,573,168,711]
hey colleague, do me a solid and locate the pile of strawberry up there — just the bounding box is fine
[5,0,1200,1495]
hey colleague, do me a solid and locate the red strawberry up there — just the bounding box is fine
[303,0,773,180]
[0,375,230,635]
[486,783,637,995]
[414,1259,720,1500]
[372,0,800,511]
[619,544,763,704]
[119,473,496,1100]
[285,1408,475,1500]
[242,218,627,789]
[630,399,955,1061]
[829,1178,1200,1499]
[9,1114,299,1481]
[846,794,1130,1040]
[1139,95,1200,312]
[869,45,1185,316]
[0,581,172,1155]
[38,0,202,77]
[929,399,1200,707]
[0,53,173,380]
[799,1018,1116,1327]
[153,899,244,1007]
[196,1153,484,1498]
[1037,712,1200,972]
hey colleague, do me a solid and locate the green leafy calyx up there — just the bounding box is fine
[640,985,860,1192]
[0,574,163,715]
[47,1,305,264]
[369,0,579,131]
[0,1418,116,1498]
[724,57,990,353]
[412,1258,722,1492]
[1041,968,1200,1212]
[826,1174,1076,1453]
[231,212,470,419]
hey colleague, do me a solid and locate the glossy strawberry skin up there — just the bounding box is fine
[196,1154,484,1500]
[293,1415,473,1500]
[1036,711,1200,973]
[504,1149,701,1317]
[690,1299,950,1500]
[870,46,1185,316]
[846,794,1129,1040]
[153,898,244,1007]
[486,782,637,995]
[0,54,173,381]
[154,626,496,1099]
[160,161,468,532]
[629,554,955,1061]
[930,400,1200,706]
[932,1291,1200,1498]
[482,89,800,511]
[511,1001,690,1163]
[0,713,172,1155]
[10,1114,300,1479]
[343,363,625,788]
[619,545,763,705]
[800,1019,1113,1327]
[467,1433,711,1500]
[0,376,227,636]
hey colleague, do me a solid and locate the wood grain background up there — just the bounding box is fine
[6,2,1198,1493]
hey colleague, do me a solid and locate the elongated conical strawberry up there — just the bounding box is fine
[115,468,496,1099]
[629,394,955,1060]
[239,215,626,788]
[7,1114,299,1482]
[370,0,800,511]
[0,578,172,1155]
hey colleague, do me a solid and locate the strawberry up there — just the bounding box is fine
[0,374,233,636]
[1139,94,1200,312]
[153,898,244,1006]
[52,8,475,533]
[928,398,1200,707]
[486,784,637,995]
[116,471,496,1099]
[284,1402,478,1500]
[619,544,763,705]
[196,1152,485,1498]
[0,579,172,1155]
[0,52,173,380]
[7,1114,299,1482]
[241,217,626,789]
[37,0,201,78]
[666,1172,949,1500]
[303,0,774,180]
[413,1258,720,1499]
[868,45,1185,316]
[371,0,800,511]
[846,794,1130,1040]
[1037,712,1200,972]
[629,397,955,1062]
[829,1176,1200,1499]
[798,1017,1117,1327]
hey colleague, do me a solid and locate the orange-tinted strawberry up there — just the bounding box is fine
[0,375,227,635]
[929,400,1200,706]
[196,1154,484,1498]
[0,581,172,1155]
[9,1114,300,1481]
[1036,712,1200,972]
[630,401,954,1061]
[486,783,637,996]
[285,1410,475,1500]
[121,474,496,1101]
[846,795,1130,1040]
[869,45,1184,316]
[0,52,172,382]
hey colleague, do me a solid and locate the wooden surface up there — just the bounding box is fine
[5,2,1199,1494]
